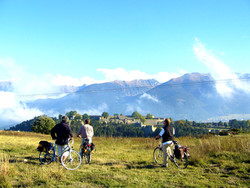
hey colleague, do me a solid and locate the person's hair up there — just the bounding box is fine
[62,115,69,123]
[85,119,90,124]
[164,118,171,126]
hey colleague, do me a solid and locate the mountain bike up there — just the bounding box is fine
[80,138,93,164]
[153,140,189,169]
[39,139,82,170]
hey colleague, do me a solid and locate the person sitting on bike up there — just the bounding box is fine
[51,115,74,161]
[77,119,94,156]
[155,118,174,167]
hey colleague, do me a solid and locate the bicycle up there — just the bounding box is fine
[153,140,189,169]
[80,138,93,164]
[39,139,82,170]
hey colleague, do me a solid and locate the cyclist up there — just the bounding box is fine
[77,119,94,157]
[155,118,174,167]
[51,115,74,161]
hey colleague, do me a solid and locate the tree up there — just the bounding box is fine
[82,113,89,120]
[140,116,146,124]
[146,113,153,119]
[66,111,77,120]
[132,111,141,119]
[75,114,82,120]
[31,116,55,134]
[58,114,63,121]
[102,112,109,119]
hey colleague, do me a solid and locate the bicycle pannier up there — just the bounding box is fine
[183,147,190,157]
[90,143,95,151]
[37,141,53,152]
[174,145,184,159]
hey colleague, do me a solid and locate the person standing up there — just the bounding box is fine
[155,118,174,167]
[51,115,74,160]
[77,119,94,156]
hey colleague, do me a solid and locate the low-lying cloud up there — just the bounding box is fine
[140,93,159,103]
[0,58,182,128]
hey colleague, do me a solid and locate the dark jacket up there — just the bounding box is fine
[51,122,73,145]
[162,125,173,143]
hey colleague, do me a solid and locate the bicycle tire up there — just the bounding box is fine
[61,150,82,170]
[39,151,53,165]
[84,151,91,164]
[173,152,189,169]
[153,147,163,165]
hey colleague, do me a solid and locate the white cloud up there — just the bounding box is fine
[193,38,250,97]
[97,68,151,81]
[51,74,82,86]
[0,91,44,128]
[98,68,182,83]
[140,93,159,103]
[65,103,109,116]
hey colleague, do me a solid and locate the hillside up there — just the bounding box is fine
[25,73,250,121]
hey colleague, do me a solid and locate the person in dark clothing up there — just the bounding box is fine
[155,118,174,167]
[51,115,74,158]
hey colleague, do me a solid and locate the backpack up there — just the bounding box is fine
[37,141,53,152]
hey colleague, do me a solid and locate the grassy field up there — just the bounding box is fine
[0,131,249,187]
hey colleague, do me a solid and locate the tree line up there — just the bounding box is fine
[6,110,250,137]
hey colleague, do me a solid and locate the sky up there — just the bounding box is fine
[0,0,250,127]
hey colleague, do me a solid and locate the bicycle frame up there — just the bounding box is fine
[52,139,73,162]
[158,141,174,158]
[154,140,189,169]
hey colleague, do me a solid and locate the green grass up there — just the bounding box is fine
[0,130,249,187]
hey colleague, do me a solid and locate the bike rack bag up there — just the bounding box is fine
[37,141,53,152]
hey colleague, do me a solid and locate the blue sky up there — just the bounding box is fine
[0,0,250,127]
[0,0,249,85]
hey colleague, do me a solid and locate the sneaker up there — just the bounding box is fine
[161,164,168,167]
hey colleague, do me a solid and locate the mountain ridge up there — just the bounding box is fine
[25,73,250,121]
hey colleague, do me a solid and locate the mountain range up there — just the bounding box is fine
[1,73,250,122]
[25,72,250,121]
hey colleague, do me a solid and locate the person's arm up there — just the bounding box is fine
[155,128,164,140]
[155,135,161,140]
[76,126,82,137]
[67,126,74,139]
[51,127,57,140]
[90,126,94,137]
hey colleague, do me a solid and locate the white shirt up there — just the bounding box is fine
[159,128,173,146]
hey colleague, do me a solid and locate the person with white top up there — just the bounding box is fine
[77,119,94,156]
[155,118,174,167]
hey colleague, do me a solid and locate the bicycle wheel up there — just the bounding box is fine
[61,150,82,170]
[153,147,163,165]
[39,151,53,165]
[84,151,91,164]
[173,152,189,169]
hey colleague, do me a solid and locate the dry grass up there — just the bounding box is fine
[0,131,249,187]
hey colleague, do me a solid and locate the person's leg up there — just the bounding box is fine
[79,138,85,157]
[162,144,167,166]
[88,137,92,144]
[163,141,172,167]
[57,145,63,162]
[61,145,68,161]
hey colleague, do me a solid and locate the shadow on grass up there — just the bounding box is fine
[9,156,39,165]
[126,164,159,169]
